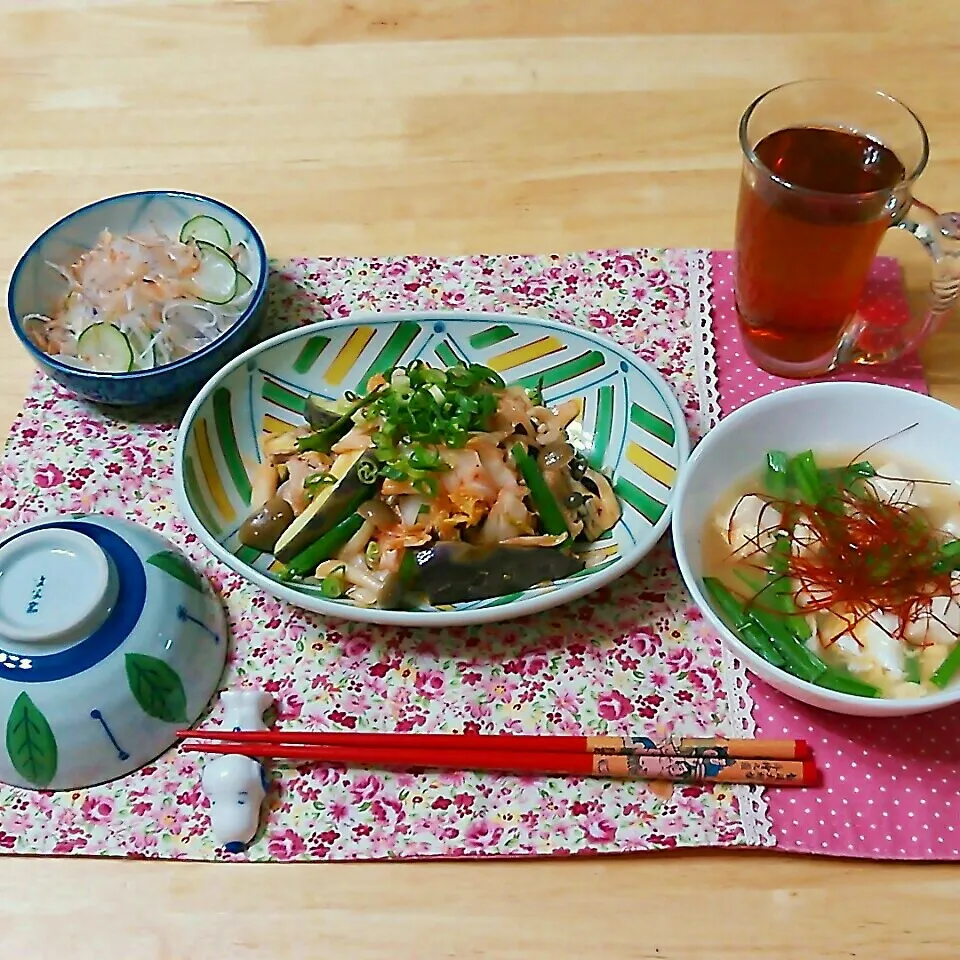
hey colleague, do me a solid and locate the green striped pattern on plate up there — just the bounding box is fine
[177,311,689,621]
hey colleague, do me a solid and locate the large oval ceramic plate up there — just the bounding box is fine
[174,311,690,625]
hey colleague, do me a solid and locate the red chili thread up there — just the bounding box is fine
[753,479,956,648]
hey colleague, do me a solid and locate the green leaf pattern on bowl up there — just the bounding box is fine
[6,692,58,788]
[146,550,205,593]
[124,653,188,724]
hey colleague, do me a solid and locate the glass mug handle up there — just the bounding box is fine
[841,203,960,366]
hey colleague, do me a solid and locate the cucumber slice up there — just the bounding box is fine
[234,271,253,299]
[180,215,231,251]
[192,240,239,305]
[76,323,134,373]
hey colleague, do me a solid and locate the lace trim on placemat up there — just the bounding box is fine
[690,250,775,849]
[689,249,721,435]
[722,645,776,848]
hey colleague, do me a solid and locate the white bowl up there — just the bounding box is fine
[671,381,960,717]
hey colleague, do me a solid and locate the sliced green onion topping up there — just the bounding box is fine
[304,471,337,496]
[320,565,347,598]
[299,361,514,490]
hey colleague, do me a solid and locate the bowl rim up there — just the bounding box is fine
[671,380,960,712]
[6,189,269,382]
[174,309,692,626]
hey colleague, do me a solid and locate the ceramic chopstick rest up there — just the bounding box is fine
[200,689,273,853]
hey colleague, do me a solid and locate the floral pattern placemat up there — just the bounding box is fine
[0,250,776,860]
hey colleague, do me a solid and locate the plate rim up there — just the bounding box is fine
[173,308,691,626]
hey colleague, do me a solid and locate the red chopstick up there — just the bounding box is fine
[178,739,818,786]
[175,729,810,761]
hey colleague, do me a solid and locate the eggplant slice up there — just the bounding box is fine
[401,542,585,606]
[304,394,343,431]
[238,495,295,552]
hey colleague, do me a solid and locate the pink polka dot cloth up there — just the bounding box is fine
[710,250,927,409]
[710,250,960,860]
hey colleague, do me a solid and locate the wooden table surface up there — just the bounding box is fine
[1,2,959,958]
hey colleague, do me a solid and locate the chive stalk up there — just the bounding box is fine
[512,442,569,537]
[764,450,790,498]
[282,513,366,579]
[931,644,960,689]
[815,669,881,698]
[701,577,786,668]
[789,450,823,504]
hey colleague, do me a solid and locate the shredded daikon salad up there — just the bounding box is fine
[22,215,256,374]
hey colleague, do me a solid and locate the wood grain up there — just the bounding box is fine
[0,2,958,957]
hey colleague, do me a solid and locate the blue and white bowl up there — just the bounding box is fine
[7,190,269,407]
[0,514,228,790]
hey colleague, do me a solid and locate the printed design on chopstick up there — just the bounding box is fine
[124,653,188,724]
[6,692,57,788]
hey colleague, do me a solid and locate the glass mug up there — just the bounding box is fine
[733,79,960,378]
